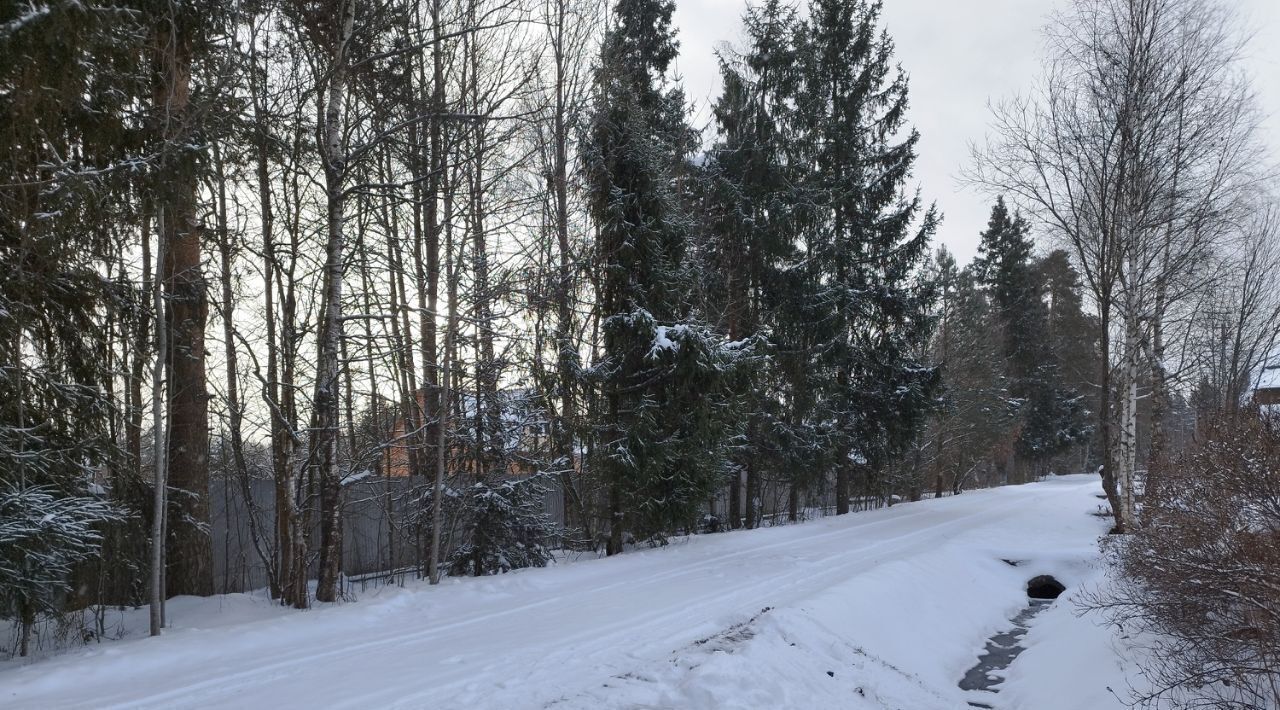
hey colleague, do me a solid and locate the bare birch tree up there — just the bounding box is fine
[971,0,1265,531]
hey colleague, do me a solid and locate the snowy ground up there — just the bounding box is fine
[0,475,1139,709]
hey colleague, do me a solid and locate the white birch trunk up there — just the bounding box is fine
[313,0,357,603]
[149,211,168,636]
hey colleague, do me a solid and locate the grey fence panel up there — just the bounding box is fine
[210,478,276,594]
[340,478,420,581]
[208,471,850,594]
[209,477,442,594]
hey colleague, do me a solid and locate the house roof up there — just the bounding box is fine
[1259,368,1280,391]
[1260,366,1280,391]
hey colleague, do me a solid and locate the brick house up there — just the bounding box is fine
[380,388,550,478]
[1256,365,1280,407]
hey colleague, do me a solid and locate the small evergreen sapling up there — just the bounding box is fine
[0,484,123,655]
[447,476,556,576]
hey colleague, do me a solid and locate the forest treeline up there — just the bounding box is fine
[3,0,1279,702]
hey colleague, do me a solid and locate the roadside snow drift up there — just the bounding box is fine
[0,475,1134,709]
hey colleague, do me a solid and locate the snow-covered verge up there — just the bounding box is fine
[0,475,1136,709]
[997,547,1141,709]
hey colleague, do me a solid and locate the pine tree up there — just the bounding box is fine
[1039,248,1100,466]
[145,0,228,600]
[976,198,1087,468]
[796,0,940,513]
[1038,249,1100,400]
[585,0,748,552]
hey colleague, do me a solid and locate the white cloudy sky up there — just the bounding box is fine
[672,0,1280,263]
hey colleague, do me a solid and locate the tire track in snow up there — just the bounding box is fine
[24,481,1093,710]
[84,505,943,710]
[356,488,1058,710]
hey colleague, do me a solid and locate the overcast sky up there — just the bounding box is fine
[672,0,1280,263]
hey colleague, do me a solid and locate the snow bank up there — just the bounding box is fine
[998,563,1140,709]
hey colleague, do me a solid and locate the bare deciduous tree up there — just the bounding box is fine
[971,0,1265,532]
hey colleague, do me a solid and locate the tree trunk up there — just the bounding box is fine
[19,600,34,657]
[1096,296,1123,533]
[835,459,851,516]
[280,121,307,608]
[421,0,446,482]
[726,272,745,530]
[128,215,149,484]
[384,159,422,479]
[607,478,623,555]
[429,316,451,584]
[250,33,289,601]
[1147,288,1170,474]
[214,148,274,592]
[149,211,168,636]
[429,112,457,586]
[312,0,357,603]
[550,0,588,541]
[908,444,924,502]
[386,202,421,478]
[727,468,742,531]
[466,0,499,483]
[154,20,212,599]
[1116,300,1140,532]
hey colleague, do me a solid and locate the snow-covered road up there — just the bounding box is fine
[1,475,1134,709]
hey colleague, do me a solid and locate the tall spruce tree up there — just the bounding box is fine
[976,198,1042,379]
[705,0,805,529]
[1,0,146,651]
[976,198,1087,469]
[796,0,939,514]
[585,0,748,553]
